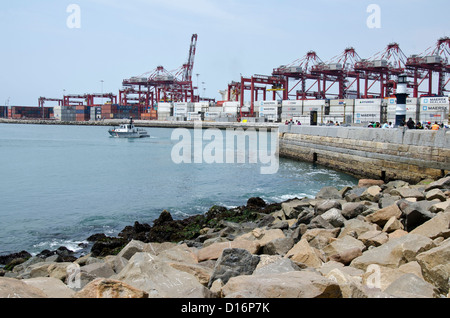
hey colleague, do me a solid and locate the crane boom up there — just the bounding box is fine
[183,34,198,82]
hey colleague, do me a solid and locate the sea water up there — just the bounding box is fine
[0,123,357,256]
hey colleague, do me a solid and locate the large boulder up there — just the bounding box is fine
[350,234,435,270]
[314,200,342,215]
[0,277,47,298]
[365,204,402,228]
[316,187,342,200]
[416,238,450,295]
[410,211,450,240]
[113,252,213,298]
[325,268,367,298]
[75,278,149,298]
[281,199,305,219]
[322,235,366,261]
[425,176,450,191]
[358,230,389,248]
[222,270,342,298]
[384,274,439,298]
[320,208,346,227]
[341,202,368,219]
[23,277,75,298]
[399,200,435,231]
[285,238,324,268]
[208,248,260,287]
[390,187,425,200]
[235,228,286,249]
[196,240,260,262]
[253,256,301,275]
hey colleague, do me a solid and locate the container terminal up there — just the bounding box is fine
[1,34,449,126]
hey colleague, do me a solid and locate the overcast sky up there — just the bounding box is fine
[0,0,449,106]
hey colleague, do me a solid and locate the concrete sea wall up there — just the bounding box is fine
[279,125,450,183]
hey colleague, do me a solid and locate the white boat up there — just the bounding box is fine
[108,118,149,138]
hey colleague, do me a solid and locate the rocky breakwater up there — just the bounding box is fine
[1,176,450,298]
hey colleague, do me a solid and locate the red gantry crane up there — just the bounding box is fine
[406,37,450,97]
[272,51,325,100]
[122,34,201,109]
[354,42,407,99]
[310,47,362,99]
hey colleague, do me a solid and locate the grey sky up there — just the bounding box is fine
[0,0,448,106]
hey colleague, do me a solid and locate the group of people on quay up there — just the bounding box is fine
[284,118,448,129]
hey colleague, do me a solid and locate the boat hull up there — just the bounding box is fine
[108,130,149,138]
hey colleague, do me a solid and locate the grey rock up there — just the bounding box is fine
[321,208,346,227]
[315,200,342,215]
[262,237,295,256]
[390,187,425,200]
[416,238,450,295]
[308,215,335,229]
[316,186,342,200]
[425,189,447,202]
[425,176,450,191]
[384,274,439,298]
[253,257,301,275]
[378,195,401,209]
[81,262,115,279]
[341,202,368,219]
[399,200,435,231]
[296,208,315,225]
[208,248,260,288]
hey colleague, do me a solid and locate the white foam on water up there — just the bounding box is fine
[32,239,88,255]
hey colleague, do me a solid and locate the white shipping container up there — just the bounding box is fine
[420,96,449,106]
[174,106,187,112]
[259,106,278,114]
[387,97,418,105]
[257,100,280,106]
[157,102,173,107]
[420,113,447,124]
[194,101,210,107]
[354,104,381,113]
[223,106,238,114]
[187,112,202,121]
[282,106,302,112]
[282,100,303,107]
[355,99,382,106]
[329,99,355,106]
[173,102,190,107]
[303,99,327,107]
[355,112,380,124]
[223,101,240,107]
[205,112,221,118]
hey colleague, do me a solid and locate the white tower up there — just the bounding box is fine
[395,74,409,127]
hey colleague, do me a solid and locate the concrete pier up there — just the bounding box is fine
[279,125,450,183]
[0,118,279,130]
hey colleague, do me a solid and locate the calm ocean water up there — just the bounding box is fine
[0,123,357,256]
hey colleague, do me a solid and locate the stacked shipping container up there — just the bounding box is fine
[157,102,173,120]
[101,104,139,120]
[76,105,91,122]
[54,106,76,121]
[8,106,52,119]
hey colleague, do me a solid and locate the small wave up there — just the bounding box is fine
[263,193,314,203]
[32,239,88,255]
